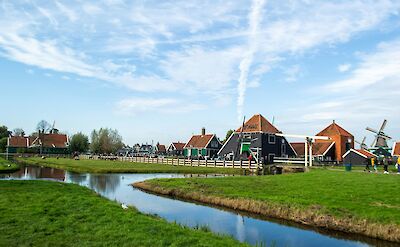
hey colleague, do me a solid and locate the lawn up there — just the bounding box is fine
[0,157,19,173]
[17,157,243,174]
[137,169,400,242]
[0,180,247,247]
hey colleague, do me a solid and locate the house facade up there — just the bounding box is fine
[342,149,376,166]
[7,133,69,154]
[218,114,296,163]
[315,120,354,162]
[183,128,221,159]
[167,142,186,156]
[155,143,167,155]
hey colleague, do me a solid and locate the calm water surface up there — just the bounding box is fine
[0,165,397,247]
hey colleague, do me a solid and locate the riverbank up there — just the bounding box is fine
[0,180,247,247]
[17,157,243,174]
[0,157,19,173]
[134,169,400,242]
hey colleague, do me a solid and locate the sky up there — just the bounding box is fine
[0,0,400,148]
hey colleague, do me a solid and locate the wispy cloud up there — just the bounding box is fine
[327,39,400,92]
[0,0,399,120]
[115,98,205,115]
[338,63,351,72]
[237,0,266,123]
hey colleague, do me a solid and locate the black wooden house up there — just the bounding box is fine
[218,114,296,163]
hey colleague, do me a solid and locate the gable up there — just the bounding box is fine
[317,121,353,137]
[236,114,280,134]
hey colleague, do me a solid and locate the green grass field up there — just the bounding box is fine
[17,157,243,174]
[144,169,400,226]
[0,180,247,247]
[0,157,19,173]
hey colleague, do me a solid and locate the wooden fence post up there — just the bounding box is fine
[214,160,216,167]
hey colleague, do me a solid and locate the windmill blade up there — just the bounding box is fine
[355,140,361,144]
[366,127,379,134]
[379,119,387,133]
[371,135,379,148]
[381,135,392,140]
[362,136,366,144]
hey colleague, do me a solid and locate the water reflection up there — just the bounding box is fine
[1,165,397,247]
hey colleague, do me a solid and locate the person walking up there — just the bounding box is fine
[383,157,391,174]
[364,157,372,172]
[371,157,377,172]
[396,157,400,174]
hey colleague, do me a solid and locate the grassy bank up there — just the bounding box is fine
[0,180,247,247]
[135,169,400,242]
[17,157,242,174]
[0,157,19,173]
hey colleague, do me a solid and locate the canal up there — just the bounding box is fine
[0,165,396,247]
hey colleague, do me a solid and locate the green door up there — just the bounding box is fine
[191,149,198,156]
[201,148,207,156]
[241,143,251,153]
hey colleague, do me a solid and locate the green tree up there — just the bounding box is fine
[0,137,7,153]
[0,125,11,138]
[0,125,11,152]
[90,128,123,154]
[69,132,89,153]
[223,129,234,143]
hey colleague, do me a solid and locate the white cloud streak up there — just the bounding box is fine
[237,0,266,123]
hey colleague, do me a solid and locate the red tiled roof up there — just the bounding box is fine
[343,149,376,159]
[290,141,335,156]
[8,136,28,147]
[185,134,214,149]
[356,149,376,158]
[41,134,68,148]
[172,142,186,151]
[290,142,305,156]
[393,142,400,156]
[316,121,353,137]
[157,144,166,152]
[236,114,280,133]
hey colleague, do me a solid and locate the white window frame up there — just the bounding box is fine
[268,134,276,144]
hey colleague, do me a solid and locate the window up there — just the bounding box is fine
[268,134,276,144]
[281,144,286,155]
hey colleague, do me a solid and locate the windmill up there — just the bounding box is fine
[355,137,368,150]
[50,121,59,134]
[366,120,392,149]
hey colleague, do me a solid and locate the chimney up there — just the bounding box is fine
[201,127,206,135]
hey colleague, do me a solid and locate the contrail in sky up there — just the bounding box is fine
[237,0,266,123]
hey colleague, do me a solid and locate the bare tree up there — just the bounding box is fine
[13,128,25,137]
[36,120,51,133]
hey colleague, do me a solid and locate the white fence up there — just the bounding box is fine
[79,155,261,171]
[273,157,306,165]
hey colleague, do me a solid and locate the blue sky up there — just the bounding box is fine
[1,0,400,147]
